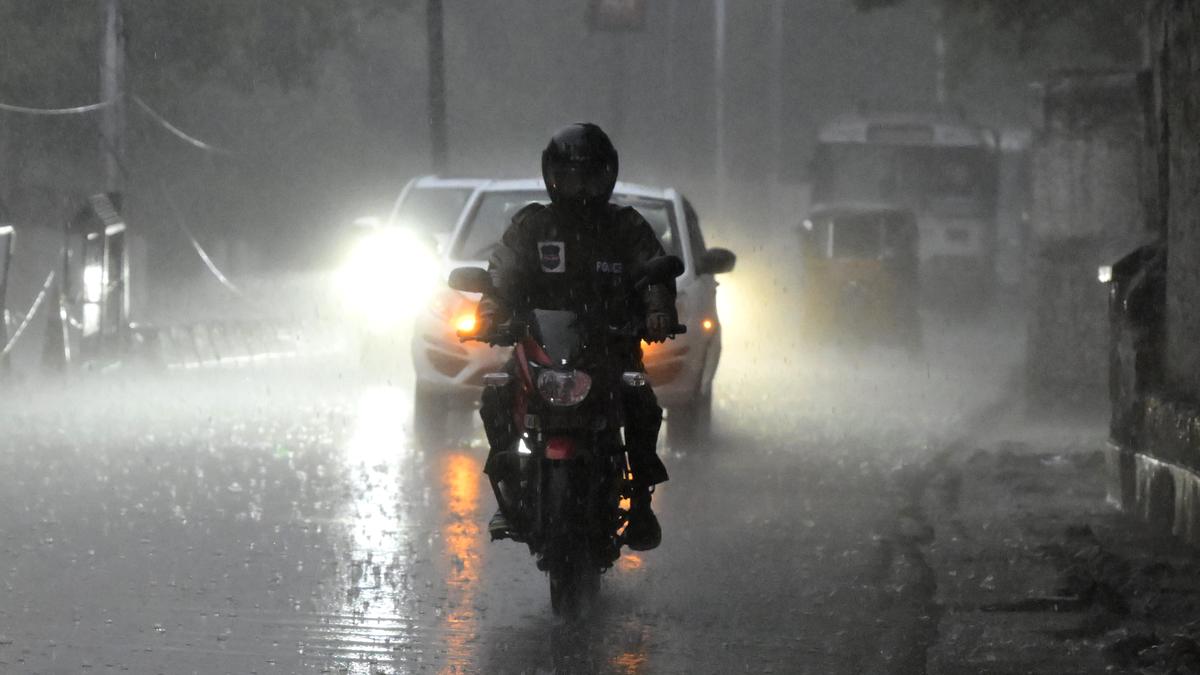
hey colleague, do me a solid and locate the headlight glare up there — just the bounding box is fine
[335,227,441,331]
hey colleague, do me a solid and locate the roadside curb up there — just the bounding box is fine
[1106,441,1200,546]
[864,386,1024,675]
[910,389,1200,674]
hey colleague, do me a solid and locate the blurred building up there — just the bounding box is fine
[1025,70,1151,407]
[1107,2,1200,543]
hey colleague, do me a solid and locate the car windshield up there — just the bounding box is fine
[391,186,474,235]
[812,143,996,218]
[809,212,891,259]
[452,190,680,261]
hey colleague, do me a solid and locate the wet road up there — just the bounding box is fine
[0,317,1018,674]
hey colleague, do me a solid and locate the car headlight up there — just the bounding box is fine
[537,369,592,407]
[715,275,737,326]
[335,227,441,331]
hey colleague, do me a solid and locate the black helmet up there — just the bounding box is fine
[541,123,618,213]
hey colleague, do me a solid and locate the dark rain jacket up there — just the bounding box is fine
[478,201,677,357]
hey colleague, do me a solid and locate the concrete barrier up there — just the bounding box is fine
[1107,395,1200,545]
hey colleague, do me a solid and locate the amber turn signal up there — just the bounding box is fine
[455,313,477,334]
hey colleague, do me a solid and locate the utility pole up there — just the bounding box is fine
[933,5,947,107]
[0,113,14,218]
[769,0,785,221]
[663,0,679,173]
[100,0,125,194]
[426,0,448,175]
[609,34,627,141]
[713,0,727,216]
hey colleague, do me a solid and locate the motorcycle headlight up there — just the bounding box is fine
[537,369,592,407]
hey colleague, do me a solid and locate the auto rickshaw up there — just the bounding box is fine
[797,204,921,351]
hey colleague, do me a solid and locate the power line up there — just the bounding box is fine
[158,180,246,300]
[0,269,55,360]
[0,93,235,156]
[0,100,113,115]
[132,95,234,155]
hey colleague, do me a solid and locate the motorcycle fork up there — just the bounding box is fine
[528,431,625,562]
[535,433,595,538]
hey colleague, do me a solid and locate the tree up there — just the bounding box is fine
[854,0,1144,65]
[0,1,408,226]
[0,1,403,104]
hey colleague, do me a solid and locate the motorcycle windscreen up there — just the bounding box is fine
[530,309,585,364]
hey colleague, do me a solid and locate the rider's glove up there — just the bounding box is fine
[644,312,672,343]
[476,312,518,346]
[473,314,492,339]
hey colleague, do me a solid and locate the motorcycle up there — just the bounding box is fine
[447,257,685,616]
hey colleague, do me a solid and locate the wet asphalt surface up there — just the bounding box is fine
[0,315,1019,674]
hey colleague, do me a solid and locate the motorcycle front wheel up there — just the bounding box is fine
[548,545,599,618]
[545,463,600,617]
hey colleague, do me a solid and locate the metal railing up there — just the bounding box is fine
[148,318,341,371]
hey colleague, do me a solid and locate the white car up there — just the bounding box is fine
[403,177,736,443]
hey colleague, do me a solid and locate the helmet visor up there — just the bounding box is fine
[547,160,615,203]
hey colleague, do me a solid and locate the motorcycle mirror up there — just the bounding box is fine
[698,248,736,275]
[634,255,685,287]
[447,267,494,294]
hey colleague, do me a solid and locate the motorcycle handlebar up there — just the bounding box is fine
[459,319,524,345]
[459,321,687,344]
[606,324,688,338]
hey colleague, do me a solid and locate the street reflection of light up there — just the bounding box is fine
[310,385,414,673]
[439,452,482,675]
[613,649,648,674]
[347,386,410,467]
[344,387,410,570]
[611,617,652,674]
[618,552,643,572]
[443,453,480,531]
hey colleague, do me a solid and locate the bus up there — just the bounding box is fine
[810,112,1000,304]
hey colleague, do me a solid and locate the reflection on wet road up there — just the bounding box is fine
[306,385,417,670]
[437,452,483,674]
[0,310,1018,673]
[300,386,486,674]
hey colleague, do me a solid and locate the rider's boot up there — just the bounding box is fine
[624,486,662,551]
[488,509,511,540]
[488,479,516,540]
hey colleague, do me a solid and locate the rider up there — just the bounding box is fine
[476,122,675,552]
